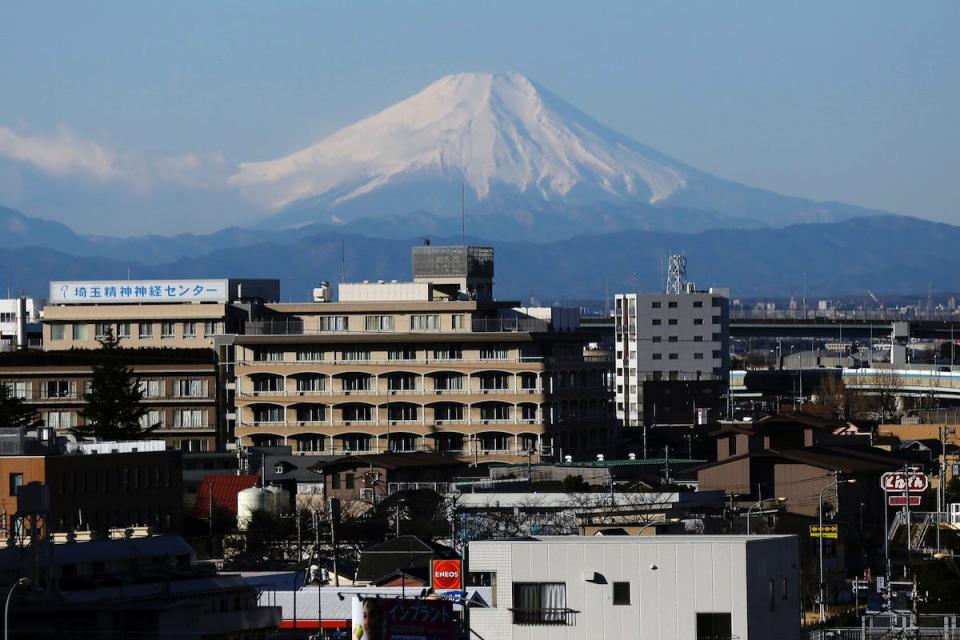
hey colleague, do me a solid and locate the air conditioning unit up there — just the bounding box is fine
[527,389,535,394]
[298,392,305,396]
[435,420,444,425]
[390,391,397,395]
[435,390,443,395]
[482,390,490,394]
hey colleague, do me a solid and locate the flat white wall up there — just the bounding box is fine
[469,536,799,640]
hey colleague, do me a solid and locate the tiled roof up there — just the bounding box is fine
[193,474,260,518]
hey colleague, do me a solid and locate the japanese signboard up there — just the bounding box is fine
[880,472,928,493]
[809,525,838,539]
[351,597,455,640]
[431,559,462,590]
[49,280,228,304]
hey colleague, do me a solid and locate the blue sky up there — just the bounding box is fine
[0,1,957,233]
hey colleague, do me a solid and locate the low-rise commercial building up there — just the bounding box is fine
[468,534,800,640]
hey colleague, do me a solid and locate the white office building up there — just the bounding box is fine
[468,535,799,640]
[0,297,38,351]
[614,288,730,427]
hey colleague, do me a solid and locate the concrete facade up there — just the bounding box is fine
[615,290,730,427]
[468,535,800,640]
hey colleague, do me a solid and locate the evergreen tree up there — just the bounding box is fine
[0,383,40,429]
[71,329,157,441]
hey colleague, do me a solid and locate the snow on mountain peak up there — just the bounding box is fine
[231,71,691,213]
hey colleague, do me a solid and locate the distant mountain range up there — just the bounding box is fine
[3,205,958,301]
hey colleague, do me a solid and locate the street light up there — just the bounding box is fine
[746,497,786,534]
[4,577,29,640]
[818,477,856,624]
[638,517,680,536]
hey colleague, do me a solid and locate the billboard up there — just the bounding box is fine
[352,597,455,640]
[809,524,838,539]
[49,280,228,304]
[431,559,462,590]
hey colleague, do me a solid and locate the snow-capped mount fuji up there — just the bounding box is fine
[233,72,888,237]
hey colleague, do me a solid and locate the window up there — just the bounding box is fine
[44,380,72,399]
[161,321,176,338]
[651,319,661,326]
[481,347,509,360]
[434,373,464,391]
[50,324,65,341]
[331,473,340,490]
[435,404,463,421]
[341,375,371,391]
[139,322,154,339]
[512,583,568,625]
[713,333,722,342]
[433,347,462,360]
[138,380,162,398]
[693,318,704,325]
[712,316,721,325]
[668,301,678,308]
[296,375,325,392]
[117,322,131,338]
[668,318,678,325]
[203,321,219,336]
[388,404,418,421]
[319,315,348,332]
[480,373,509,391]
[183,321,197,337]
[340,349,370,362]
[364,315,394,332]
[73,323,89,340]
[652,353,662,360]
[696,613,731,640]
[253,375,283,393]
[479,403,510,421]
[668,353,678,360]
[693,301,703,308]
[713,350,722,359]
[252,405,284,423]
[410,314,440,331]
[296,405,326,422]
[694,336,704,342]
[712,298,722,307]
[44,411,74,428]
[297,349,324,362]
[2,382,28,400]
[254,349,284,362]
[668,336,678,343]
[388,374,417,391]
[140,410,162,429]
[652,336,661,343]
[782,576,788,601]
[451,314,465,330]
[694,353,704,360]
[769,578,776,611]
[342,405,372,421]
[175,379,208,398]
[613,582,630,605]
[8,473,24,497]
[94,322,112,339]
[174,409,206,427]
[388,347,417,361]
[345,473,355,489]
[651,302,661,309]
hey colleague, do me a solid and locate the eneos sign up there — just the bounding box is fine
[880,472,928,493]
[432,559,462,590]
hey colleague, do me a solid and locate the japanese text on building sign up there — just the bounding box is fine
[880,472,929,493]
[49,280,227,304]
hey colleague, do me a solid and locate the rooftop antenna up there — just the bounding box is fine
[340,238,346,284]
[666,253,688,295]
[460,182,466,247]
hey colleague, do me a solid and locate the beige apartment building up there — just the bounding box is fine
[232,246,615,463]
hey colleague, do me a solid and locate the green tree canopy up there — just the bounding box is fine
[71,329,158,441]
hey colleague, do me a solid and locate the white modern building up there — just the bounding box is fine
[614,287,730,427]
[468,535,799,640]
[0,297,38,350]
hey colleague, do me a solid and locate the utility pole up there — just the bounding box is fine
[329,497,340,587]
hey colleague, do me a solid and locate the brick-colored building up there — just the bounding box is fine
[314,452,466,502]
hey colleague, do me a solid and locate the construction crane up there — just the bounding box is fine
[867,289,883,309]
